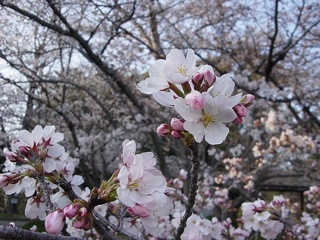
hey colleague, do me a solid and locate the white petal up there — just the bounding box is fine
[146,77,168,90]
[117,188,135,207]
[148,59,165,77]
[185,49,197,74]
[166,49,186,63]
[226,93,242,107]
[153,91,175,106]
[215,107,237,123]
[174,98,202,121]
[137,80,154,94]
[18,130,34,147]
[122,140,136,165]
[71,175,84,186]
[183,121,205,143]
[47,144,65,158]
[210,73,235,97]
[118,166,129,188]
[130,157,144,180]
[50,133,64,144]
[31,125,44,144]
[130,190,153,205]
[204,123,229,145]
[199,64,214,74]
[43,158,56,173]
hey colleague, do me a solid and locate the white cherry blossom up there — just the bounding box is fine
[174,93,237,145]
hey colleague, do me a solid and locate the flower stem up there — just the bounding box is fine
[38,174,54,213]
[175,142,199,239]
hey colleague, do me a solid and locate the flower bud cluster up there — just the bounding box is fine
[45,200,93,235]
[157,118,186,139]
[64,201,93,230]
[0,125,84,230]
[138,49,254,146]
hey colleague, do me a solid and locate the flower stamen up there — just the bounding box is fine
[201,112,215,127]
[176,64,187,76]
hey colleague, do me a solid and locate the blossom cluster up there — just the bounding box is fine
[0,126,174,238]
[115,139,173,237]
[1,125,83,220]
[138,49,254,145]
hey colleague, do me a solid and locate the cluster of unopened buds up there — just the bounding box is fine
[45,200,93,234]
[138,48,254,145]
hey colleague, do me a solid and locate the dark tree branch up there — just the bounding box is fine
[175,142,199,239]
[0,225,83,240]
[45,0,144,114]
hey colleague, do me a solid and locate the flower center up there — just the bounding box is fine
[176,64,187,76]
[201,112,215,127]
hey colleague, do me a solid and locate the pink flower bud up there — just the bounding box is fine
[171,130,184,139]
[192,72,204,84]
[82,215,93,230]
[130,204,149,217]
[179,169,188,180]
[5,151,18,162]
[79,207,88,217]
[170,118,185,131]
[63,204,81,219]
[185,91,205,110]
[203,69,216,86]
[233,116,243,124]
[241,94,255,107]
[73,216,85,229]
[72,215,92,230]
[45,210,65,235]
[0,174,9,188]
[5,151,27,164]
[156,124,171,137]
[18,146,32,159]
[233,104,247,117]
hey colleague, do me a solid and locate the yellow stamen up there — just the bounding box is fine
[201,112,215,127]
[176,64,187,76]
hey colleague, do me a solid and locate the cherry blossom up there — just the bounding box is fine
[45,210,66,235]
[116,139,173,236]
[25,196,47,220]
[174,93,238,145]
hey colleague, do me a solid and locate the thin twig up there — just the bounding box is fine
[175,142,199,239]
[38,174,54,213]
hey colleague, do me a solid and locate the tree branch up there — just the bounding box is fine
[175,142,199,239]
[0,225,83,240]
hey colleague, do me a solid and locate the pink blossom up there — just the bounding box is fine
[171,130,184,139]
[170,118,185,131]
[156,124,171,137]
[174,93,238,145]
[203,69,216,86]
[0,174,10,188]
[130,204,149,217]
[233,116,243,124]
[233,104,247,117]
[185,91,205,110]
[25,196,47,220]
[241,94,255,107]
[179,169,188,180]
[192,72,204,85]
[64,203,81,219]
[45,210,65,235]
